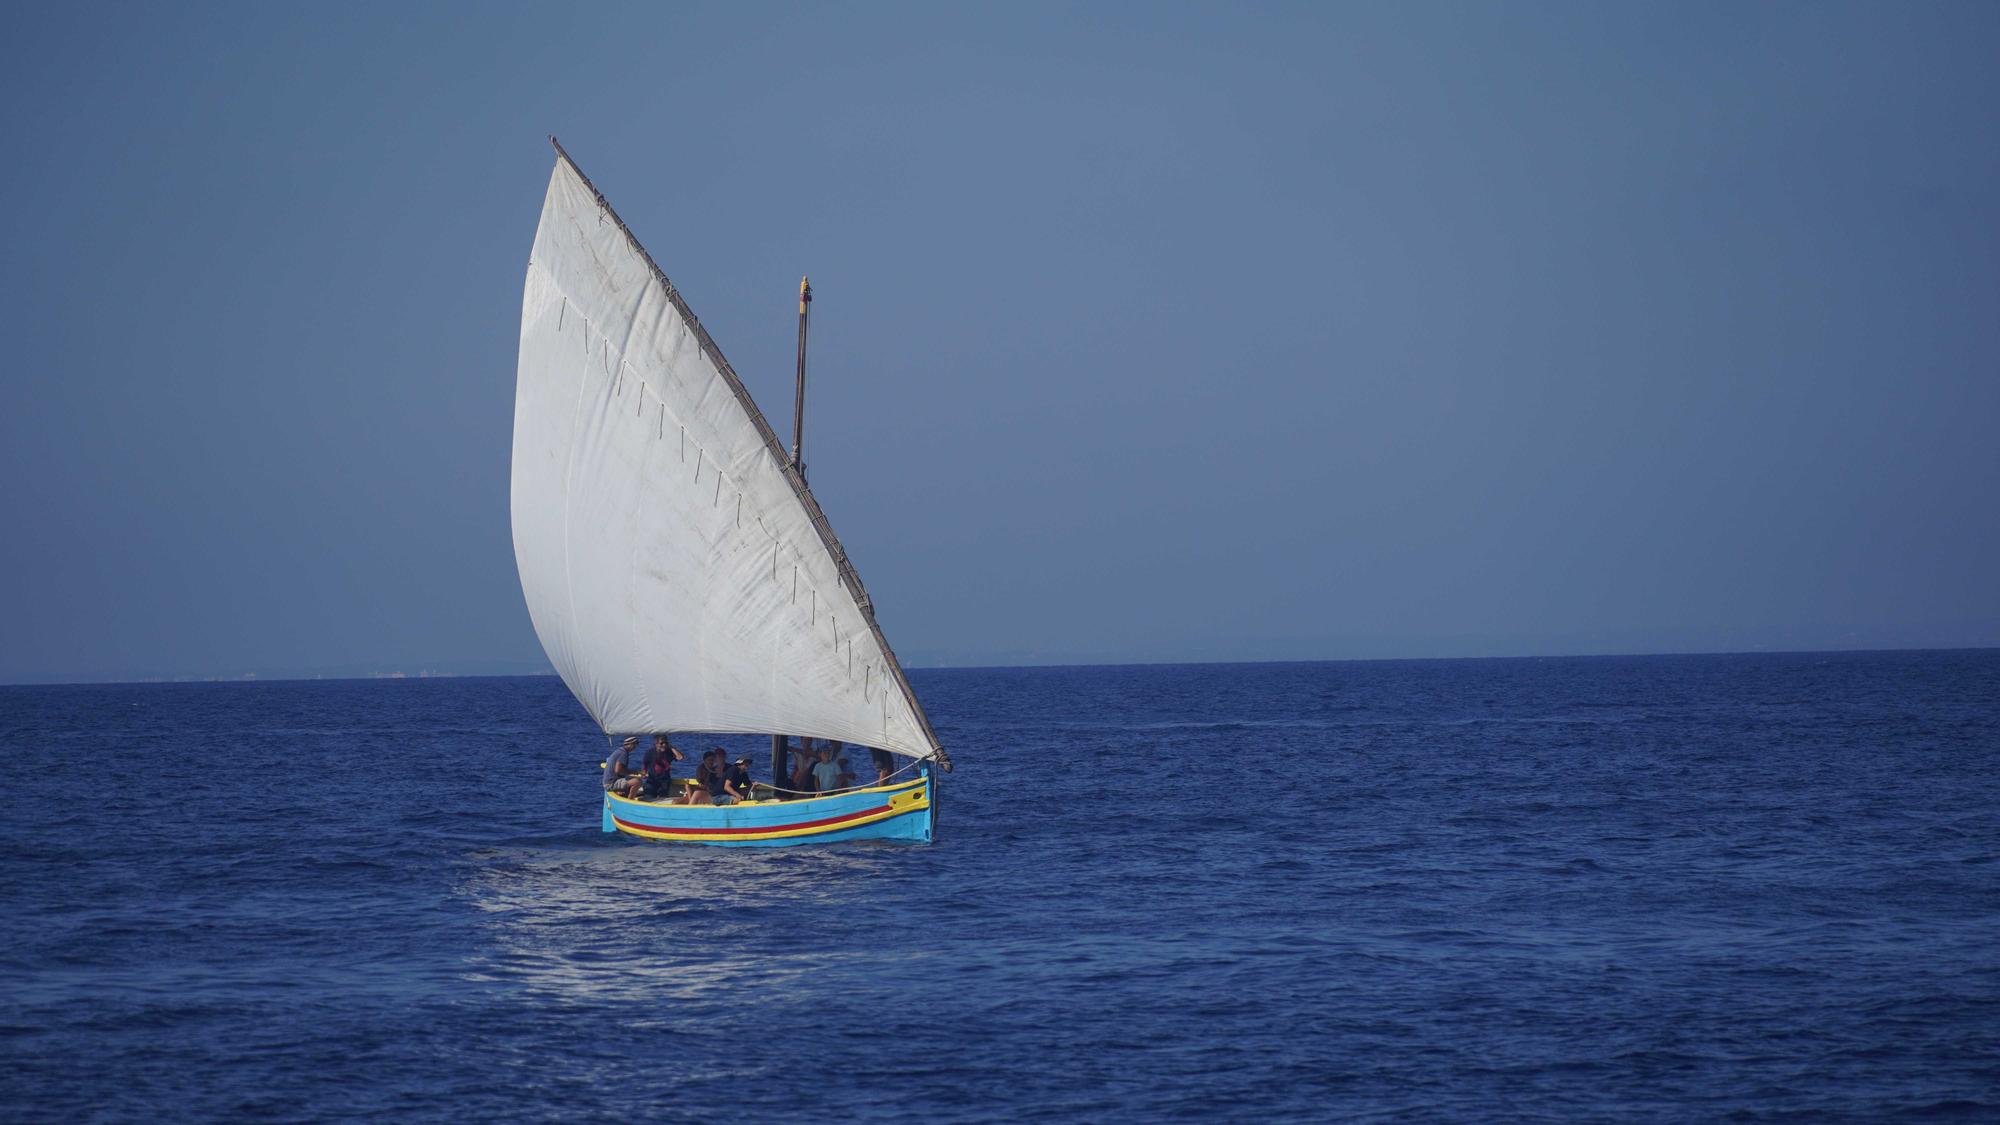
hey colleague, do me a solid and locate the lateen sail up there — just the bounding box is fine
[510,146,946,764]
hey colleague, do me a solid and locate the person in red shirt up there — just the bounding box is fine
[640,735,683,801]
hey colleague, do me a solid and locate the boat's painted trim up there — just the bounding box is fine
[601,774,932,846]
[610,798,925,842]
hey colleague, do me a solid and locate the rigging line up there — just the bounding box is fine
[558,297,566,330]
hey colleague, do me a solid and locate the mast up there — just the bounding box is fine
[791,276,812,480]
[775,275,812,785]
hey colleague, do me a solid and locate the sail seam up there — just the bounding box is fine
[536,265,901,729]
[548,263,593,730]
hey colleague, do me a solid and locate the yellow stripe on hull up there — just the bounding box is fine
[604,776,933,844]
[613,793,930,843]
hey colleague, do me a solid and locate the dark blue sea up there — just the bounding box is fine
[3,652,1997,1121]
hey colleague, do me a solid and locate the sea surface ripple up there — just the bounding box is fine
[2,651,1997,1120]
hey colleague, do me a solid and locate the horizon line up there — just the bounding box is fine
[3,642,1996,689]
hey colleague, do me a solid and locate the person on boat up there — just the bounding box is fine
[705,748,739,806]
[724,756,754,803]
[836,756,857,790]
[788,740,818,799]
[871,747,895,785]
[603,736,644,798]
[682,749,722,806]
[811,745,841,794]
[641,735,683,801]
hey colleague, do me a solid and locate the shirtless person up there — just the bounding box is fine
[788,739,818,799]
[682,749,722,806]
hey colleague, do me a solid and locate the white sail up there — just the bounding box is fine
[510,148,945,763]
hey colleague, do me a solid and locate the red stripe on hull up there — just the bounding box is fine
[612,801,904,837]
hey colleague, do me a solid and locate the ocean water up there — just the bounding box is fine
[2,651,1996,1121]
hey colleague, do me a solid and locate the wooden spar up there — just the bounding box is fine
[791,276,812,480]
[773,277,812,785]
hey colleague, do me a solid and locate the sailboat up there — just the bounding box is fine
[510,139,951,846]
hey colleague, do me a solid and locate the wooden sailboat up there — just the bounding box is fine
[510,139,951,846]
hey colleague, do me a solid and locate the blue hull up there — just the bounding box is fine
[602,772,934,847]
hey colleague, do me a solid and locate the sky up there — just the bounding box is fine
[1,1,1996,683]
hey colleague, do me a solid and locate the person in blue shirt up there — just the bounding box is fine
[810,745,841,793]
[602,737,643,798]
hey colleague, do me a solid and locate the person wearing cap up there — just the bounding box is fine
[603,737,644,798]
[640,735,684,801]
[723,756,754,804]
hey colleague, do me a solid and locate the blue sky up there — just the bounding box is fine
[2,2,1995,682]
